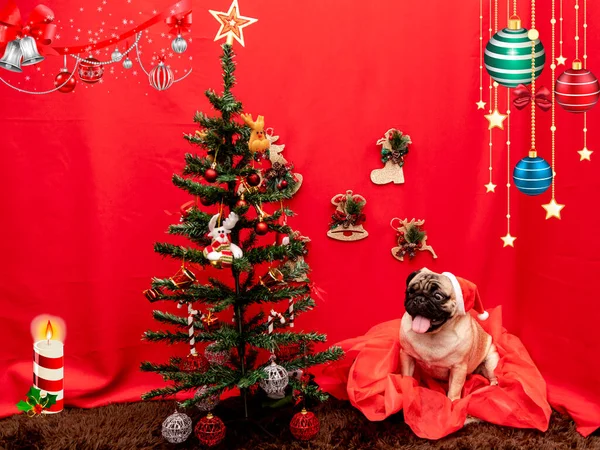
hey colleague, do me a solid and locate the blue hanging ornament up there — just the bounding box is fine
[513,151,553,196]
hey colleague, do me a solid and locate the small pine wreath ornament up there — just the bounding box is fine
[290,408,320,441]
[390,218,437,261]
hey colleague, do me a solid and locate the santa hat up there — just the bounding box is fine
[442,272,489,320]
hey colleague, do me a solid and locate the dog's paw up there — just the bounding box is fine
[448,395,461,402]
[490,379,499,386]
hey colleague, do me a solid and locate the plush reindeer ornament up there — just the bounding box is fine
[203,212,244,268]
[241,113,271,153]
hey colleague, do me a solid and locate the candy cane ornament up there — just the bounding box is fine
[178,302,199,356]
[267,309,285,334]
[288,299,294,328]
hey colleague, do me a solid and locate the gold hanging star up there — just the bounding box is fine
[578,147,593,161]
[209,0,258,47]
[485,182,497,193]
[542,198,565,219]
[556,55,567,65]
[501,233,516,247]
[476,100,487,110]
[484,109,508,130]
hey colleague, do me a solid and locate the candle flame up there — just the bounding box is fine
[46,320,53,341]
[31,315,66,343]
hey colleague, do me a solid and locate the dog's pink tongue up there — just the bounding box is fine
[412,316,431,334]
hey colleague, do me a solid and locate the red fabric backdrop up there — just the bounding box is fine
[1,0,599,436]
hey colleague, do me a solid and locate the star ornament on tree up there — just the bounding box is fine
[209,0,257,47]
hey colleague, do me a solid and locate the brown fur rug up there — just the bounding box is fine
[0,397,598,450]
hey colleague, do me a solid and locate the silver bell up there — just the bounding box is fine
[0,40,23,73]
[20,36,44,66]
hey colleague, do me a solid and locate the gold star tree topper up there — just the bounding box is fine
[209,0,257,47]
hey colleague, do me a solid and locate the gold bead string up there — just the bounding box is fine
[575,0,579,61]
[583,0,588,155]
[583,0,587,68]
[487,0,494,190]
[493,0,499,111]
[551,0,557,198]
[478,0,484,107]
[559,0,564,62]
[513,0,517,16]
[530,0,536,153]
[506,89,512,234]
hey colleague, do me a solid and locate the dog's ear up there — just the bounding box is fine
[406,270,421,287]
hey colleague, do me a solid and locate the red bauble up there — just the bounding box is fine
[290,409,320,441]
[54,71,77,93]
[195,413,226,447]
[204,168,218,182]
[200,196,213,206]
[555,63,600,113]
[235,199,247,208]
[255,221,269,235]
[247,173,261,187]
[180,354,210,373]
[278,180,288,190]
[78,58,104,84]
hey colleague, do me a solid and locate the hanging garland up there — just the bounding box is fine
[0,0,192,94]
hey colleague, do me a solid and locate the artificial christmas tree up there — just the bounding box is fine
[140,43,343,422]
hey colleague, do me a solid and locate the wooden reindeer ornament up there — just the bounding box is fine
[370,128,411,185]
[241,113,270,153]
[327,190,368,242]
[390,218,437,261]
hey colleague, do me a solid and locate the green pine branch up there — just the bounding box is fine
[154,243,207,265]
[281,346,345,372]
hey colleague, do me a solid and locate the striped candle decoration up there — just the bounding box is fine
[484,17,546,87]
[33,339,64,413]
[149,62,174,91]
[555,62,600,113]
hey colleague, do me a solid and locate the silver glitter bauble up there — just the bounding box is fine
[205,343,230,365]
[122,57,133,69]
[194,386,221,412]
[171,34,188,54]
[111,49,123,62]
[161,410,192,444]
[260,359,289,399]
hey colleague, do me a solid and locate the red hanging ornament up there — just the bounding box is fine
[54,70,77,93]
[194,413,226,447]
[255,220,269,235]
[278,180,288,190]
[78,57,104,84]
[204,167,218,183]
[247,173,261,187]
[200,196,213,206]
[555,60,600,113]
[236,198,247,208]
[179,354,210,373]
[290,408,320,441]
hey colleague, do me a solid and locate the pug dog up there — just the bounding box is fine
[399,268,499,401]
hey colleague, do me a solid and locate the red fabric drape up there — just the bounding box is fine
[0,0,599,436]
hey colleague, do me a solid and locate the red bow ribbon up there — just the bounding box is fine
[165,10,192,36]
[0,0,57,53]
[513,84,552,111]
